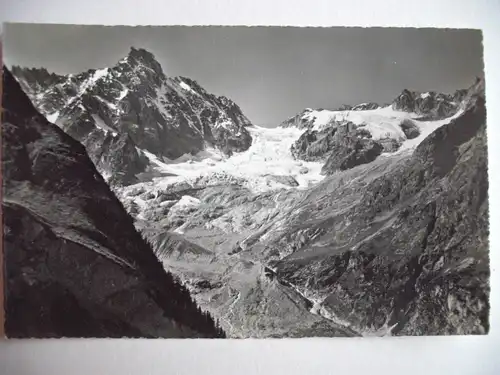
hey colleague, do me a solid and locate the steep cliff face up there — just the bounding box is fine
[11,47,253,185]
[262,81,489,335]
[2,67,225,338]
[290,122,385,173]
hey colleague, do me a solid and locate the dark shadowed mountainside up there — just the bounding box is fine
[1,67,225,338]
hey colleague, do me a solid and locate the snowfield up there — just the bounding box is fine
[297,105,462,153]
[304,105,415,137]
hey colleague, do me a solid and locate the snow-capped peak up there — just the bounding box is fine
[12,46,255,185]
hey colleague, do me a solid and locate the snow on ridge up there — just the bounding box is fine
[420,92,431,99]
[159,80,207,133]
[59,68,112,111]
[282,104,461,157]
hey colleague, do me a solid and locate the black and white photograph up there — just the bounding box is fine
[1,23,489,339]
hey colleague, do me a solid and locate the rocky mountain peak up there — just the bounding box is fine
[124,47,164,75]
[10,65,65,95]
[392,89,416,112]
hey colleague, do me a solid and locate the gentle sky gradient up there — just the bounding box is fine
[3,24,484,126]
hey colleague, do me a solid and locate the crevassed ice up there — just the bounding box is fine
[139,125,326,193]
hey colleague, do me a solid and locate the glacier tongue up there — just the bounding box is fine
[140,125,326,194]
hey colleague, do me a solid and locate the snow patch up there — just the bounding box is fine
[141,148,171,169]
[173,222,189,234]
[96,95,118,111]
[90,68,109,85]
[179,81,195,93]
[46,112,60,123]
[214,117,234,130]
[101,170,112,181]
[118,88,129,101]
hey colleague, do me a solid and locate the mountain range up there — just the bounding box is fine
[11,47,253,186]
[6,47,489,338]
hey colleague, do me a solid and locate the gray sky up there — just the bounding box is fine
[3,24,484,126]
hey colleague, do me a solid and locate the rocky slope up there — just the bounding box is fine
[11,47,253,185]
[259,78,489,335]
[2,67,225,338]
